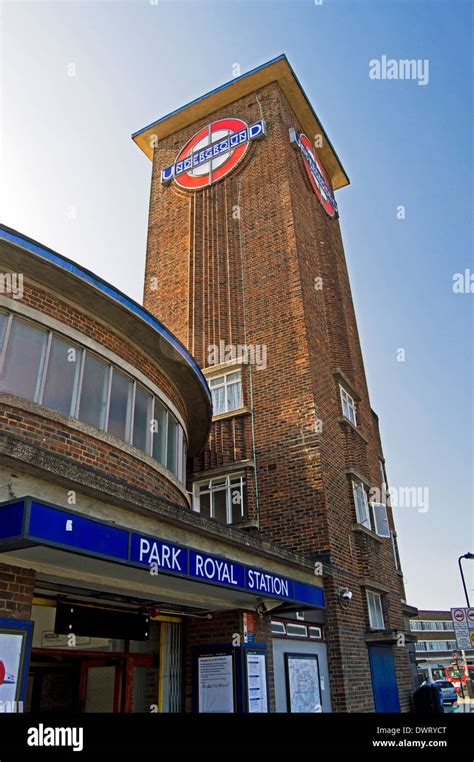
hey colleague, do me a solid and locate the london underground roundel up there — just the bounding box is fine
[289,128,338,218]
[161,118,266,190]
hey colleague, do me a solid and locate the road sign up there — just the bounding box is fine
[451,607,474,650]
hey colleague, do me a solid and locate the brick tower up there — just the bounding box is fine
[134,55,415,712]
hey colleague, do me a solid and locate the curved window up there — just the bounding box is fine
[0,311,187,483]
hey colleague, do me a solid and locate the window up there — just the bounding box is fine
[0,311,8,351]
[42,335,82,416]
[371,502,390,538]
[367,590,385,629]
[78,353,109,430]
[166,414,178,475]
[340,385,356,425]
[133,385,152,453]
[410,620,454,632]
[107,369,133,442]
[209,370,242,415]
[271,621,286,635]
[152,398,167,464]
[286,624,307,638]
[309,627,322,639]
[0,317,48,402]
[391,530,401,569]
[0,310,188,483]
[416,640,457,652]
[193,473,245,525]
[352,480,371,529]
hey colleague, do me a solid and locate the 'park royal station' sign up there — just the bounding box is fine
[0,498,324,608]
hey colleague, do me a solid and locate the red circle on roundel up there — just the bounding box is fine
[0,660,5,686]
[299,133,336,218]
[174,118,249,190]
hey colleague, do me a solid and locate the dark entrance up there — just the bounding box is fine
[28,651,154,712]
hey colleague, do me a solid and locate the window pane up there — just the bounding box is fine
[78,353,109,429]
[108,369,133,441]
[0,312,8,352]
[133,386,152,453]
[226,381,242,411]
[211,386,225,414]
[199,492,211,519]
[230,479,244,523]
[0,318,47,401]
[166,415,178,475]
[226,371,240,383]
[213,488,227,523]
[209,376,223,388]
[42,336,81,416]
[152,399,167,464]
[231,487,243,523]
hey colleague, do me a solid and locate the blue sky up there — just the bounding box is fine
[1,0,472,610]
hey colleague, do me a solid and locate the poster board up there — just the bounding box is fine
[197,653,235,713]
[245,650,268,713]
[284,652,322,713]
[0,618,34,710]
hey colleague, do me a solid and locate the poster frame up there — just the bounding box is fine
[0,618,34,704]
[284,651,322,713]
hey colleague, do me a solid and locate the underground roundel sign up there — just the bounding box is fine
[289,128,338,218]
[161,118,266,190]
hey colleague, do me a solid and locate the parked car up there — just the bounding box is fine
[433,680,458,705]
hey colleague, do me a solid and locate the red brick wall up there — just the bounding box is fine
[0,401,187,506]
[0,562,35,620]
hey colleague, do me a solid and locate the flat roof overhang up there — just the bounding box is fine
[0,225,211,456]
[0,497,325,614]
[132,54,349,191]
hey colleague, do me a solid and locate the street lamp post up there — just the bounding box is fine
[458,553,474,608]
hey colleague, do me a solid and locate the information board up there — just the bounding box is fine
[245,652,268,713]
[198,654,235,713]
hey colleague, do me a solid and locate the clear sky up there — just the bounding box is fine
[1,0,472,611]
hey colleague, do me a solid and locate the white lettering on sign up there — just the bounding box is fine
[194,554,239,585]
[247,570,289,597]
[139,538,184,572]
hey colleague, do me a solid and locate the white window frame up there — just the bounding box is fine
[371,502,390,538]
[271,621,286,636]
[209,370,242,415]
[340,385,357,426]
[352,480,371,529]
[193,473,245,524]
[285,624,308,638]
[367,590,385,630]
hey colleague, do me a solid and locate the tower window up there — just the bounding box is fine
[367,590,385,630]
[193,473,245,524]
[340,385,357,426]
[352,479,371,529]
[209,371,242,415]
